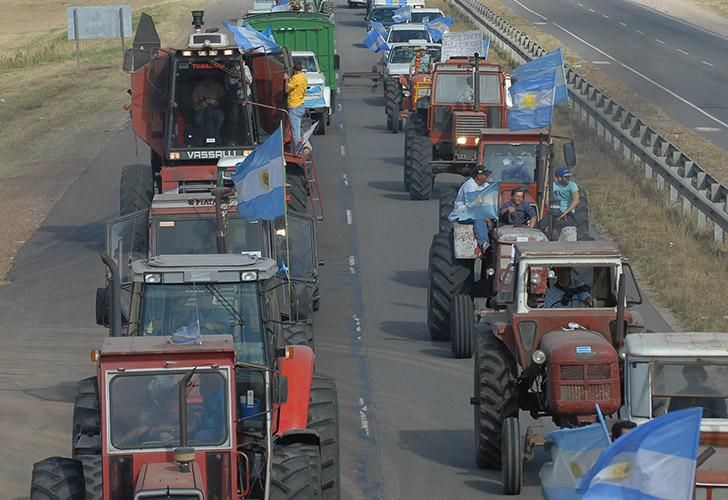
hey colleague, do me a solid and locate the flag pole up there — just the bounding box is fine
[280,121,294,311]
[594,403,611,442]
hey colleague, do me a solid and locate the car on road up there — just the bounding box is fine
[348,0,366,8]
[293,50,332,135]
[365,6,398,32]
[386,23,433,45]
[410,7,444,24]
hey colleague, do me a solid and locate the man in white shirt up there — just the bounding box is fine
[544,267,592,308]
[448,168,493,254]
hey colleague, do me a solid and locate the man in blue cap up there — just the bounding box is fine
[553,167,580,226]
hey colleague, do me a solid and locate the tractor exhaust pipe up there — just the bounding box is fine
[191,10,204,32]
[100,254,121,337]
[473,52,480,111]
[614,273,627,348]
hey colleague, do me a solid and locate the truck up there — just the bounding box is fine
[293,50,332,135]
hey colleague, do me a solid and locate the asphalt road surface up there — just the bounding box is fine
[0,1,672,499]
[499,0,728,150]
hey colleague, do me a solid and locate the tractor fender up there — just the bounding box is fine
[278,345,315,433]
[276,428,320,448]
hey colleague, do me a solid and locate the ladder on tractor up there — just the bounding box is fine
[303,147,324,222]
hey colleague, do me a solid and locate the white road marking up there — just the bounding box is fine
[655,38,665,44]
[695,126,722,132]
[677,48,689,55]
[702,60,714,67]
[336,87,341,95]
[551,22,728,129]
[342,173,349,186]
[359,398,370,436]
[340,145,346,156]
[619,21,628,27]
[533,21,547,25]
[589,8,595,13]
[577,2,583,6]
[349,255,357,273]
[602,14,609,18]
[346,209,353,224]
[636,30,645,35]
[510,0,548,20]
[592,60,611,65]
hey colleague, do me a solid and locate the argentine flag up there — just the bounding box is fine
[508,69,557,131]
[540,424,611,499]
[225,23,279,53]
[482,38,490,59]
[304,85,327,109]
[370,20,387,38]
[363,28,389,54]
[458,182,498,221]
[513,48,568,104]
[425,16,454,42]
[232,127,285,221]
[577,407,702,499]
[392,5,411,23]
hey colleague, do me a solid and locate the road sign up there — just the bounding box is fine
[66,5,132,71]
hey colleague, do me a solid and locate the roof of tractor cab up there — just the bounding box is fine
[515,241,622,259]
[434,58,501,72]
[151,192,217,213]
[131,254,277,281]
[479,128,549,142]
[626,332,728,358]
[100,334,236,356]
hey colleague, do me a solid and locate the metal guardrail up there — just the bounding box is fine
[447,0,728,243]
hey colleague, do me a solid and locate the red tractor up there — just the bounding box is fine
[471,241,645,495]
[403,55,510,200]
[121,11,314,216]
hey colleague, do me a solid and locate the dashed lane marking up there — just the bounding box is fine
[592,61,610,65]
[346,209,353,224]
[349,255,356,274]
[602,14,609,18]
[359,397,370,436]
[702,60,714,67]
[619,21,628,27]
[655,38,665,44]
[342,174,349,186]
[677,48,689,55]
[340,145,346,156]
[695,126,722,132]
[637,30,645,35]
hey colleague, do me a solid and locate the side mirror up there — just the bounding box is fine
[122,48,135,73]
[622,262,642,305]
[563,140,576,167]
[334,54,340,71]
[95,286,111,327]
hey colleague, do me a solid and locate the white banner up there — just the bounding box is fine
[441,30,484,60]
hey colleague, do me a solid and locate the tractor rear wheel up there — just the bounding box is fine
[408,134,433,200]
[79,456,102,500]
[403,114,424,191]
[474,330,518,469]
[501,417,522,495]
[450,294,474,358]
[30,457,85,500]
[308,374,340,500]
[270,444,315,500]
[119,164,154,216]
[438,186,458,233]
[71,377,99,458]
[282,321,314,349]
[427,231,472,340]
[314,113,326,136]
[287,168,307,214]
[384,78,398,130]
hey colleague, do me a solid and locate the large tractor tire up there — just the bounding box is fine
[308,374,340,500]
[450,294,474,358]
[119,164,154,216]
[501,417,523,495]
[79,456,103,500]
[473,330,518,469]
[314,113,326,136]
[408,134,433,200]
[298,444,323,499]
[30,457,85,500]
[427,231,472,340]
[282,321,314,349]
[384,79,398,131]
[270,444,315,500]
[71,377,100,458]
[438,186,458,233]
[403,114,424,191]
[287,169,307,214]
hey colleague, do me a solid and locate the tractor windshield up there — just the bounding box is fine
[168,57,255,151]
[140,283,265,364]
[525,264,619,309]
[433,73,501,104]
[388,29,430,44]
[389,45,441,64]
[652,362,728,419]
[153,216,264,256]
[482,143,542,183]
[109,369,229,450]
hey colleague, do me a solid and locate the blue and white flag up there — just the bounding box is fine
[508,69,557,131]
[261,25,276,43]
[392,5,412,23]
[225,23,279,53]
[458,182,498,220]
[426,16,454,42]
[482,38,490,59]
[512,48,568,104]
[304,85,326,109]
[540,424,612,500]
[363,28,389,53]
[370,20,387,38]
[232,127,285,221]
[577,408,702,499]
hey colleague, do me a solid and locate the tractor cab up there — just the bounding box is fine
[622,332,728,496]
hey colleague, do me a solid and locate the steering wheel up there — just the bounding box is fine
[549,298,592,308]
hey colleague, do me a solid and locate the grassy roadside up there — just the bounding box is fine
[432,0,728,330]
[0,0,205,280]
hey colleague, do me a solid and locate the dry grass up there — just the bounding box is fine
[694,0,728,18]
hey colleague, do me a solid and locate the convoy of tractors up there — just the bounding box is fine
[25,1,728,499]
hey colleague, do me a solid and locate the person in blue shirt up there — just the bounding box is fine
[448,168,494,254]
[544,267,592,308]
[552,167,580,223]
[499,185,537,227]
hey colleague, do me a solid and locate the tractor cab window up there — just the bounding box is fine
[140,283,265,364]
[109,370,229,450]
[273,214,315,280]
[482,144,542,183]
[388,29,430,44]
[526,264,618,309]
[169,58,255,150]
[652,363,728,419]
[389,45,441,64]
[368,7,396,22]
[154,216,263,256]
[433,73,501,104]
[293,55,319,73]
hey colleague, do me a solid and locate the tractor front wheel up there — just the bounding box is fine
[308,374,340,500]
[407,134,433,200]
[119,164,154,216]
[282,321,314,349]
[30,457,85,500]
[450,294,474,358]
[501,417,523,495]
[270,444,315,500]
[286,168,307,214]
[474,330,519,469]
[71,377,99,458]
[438,186,458,234]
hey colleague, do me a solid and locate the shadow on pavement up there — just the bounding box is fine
[379,320,428,341]
[391,270,426,288]
[23,380,77,403]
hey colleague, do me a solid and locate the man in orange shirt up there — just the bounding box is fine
[284,61,307,152]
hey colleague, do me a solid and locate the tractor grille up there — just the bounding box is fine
[561,384,612,401]
[587,364,611,380]
[454,114,487,136]
[560,365,583,381]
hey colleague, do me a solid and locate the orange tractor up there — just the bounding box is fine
[121,11,316,215]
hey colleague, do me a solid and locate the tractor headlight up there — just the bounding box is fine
[169,152,181,160]
[532,350,546,365]
[403,90,411,97]
[241,271,258,281]
[456,136,467,145]
[145,273,162,283]
[182,50,192,56]
[530,273,542,285]
[223,49,234,55]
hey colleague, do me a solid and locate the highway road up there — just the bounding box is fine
[498,0,728,150]
[0,1,672,498]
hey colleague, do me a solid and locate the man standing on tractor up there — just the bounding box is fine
[448,168,494,254]
[544,266,592,308]
[553,167,580,231]
[284,61,308,151]
[192,78,226,145]
[500,185,537,228]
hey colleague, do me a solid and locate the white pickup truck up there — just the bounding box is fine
[292,51,331,135]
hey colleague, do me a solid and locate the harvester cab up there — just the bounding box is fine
[121,11,312,216]
[404,55,511,200]
[471,241,644,494]
[621,331,728,496]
